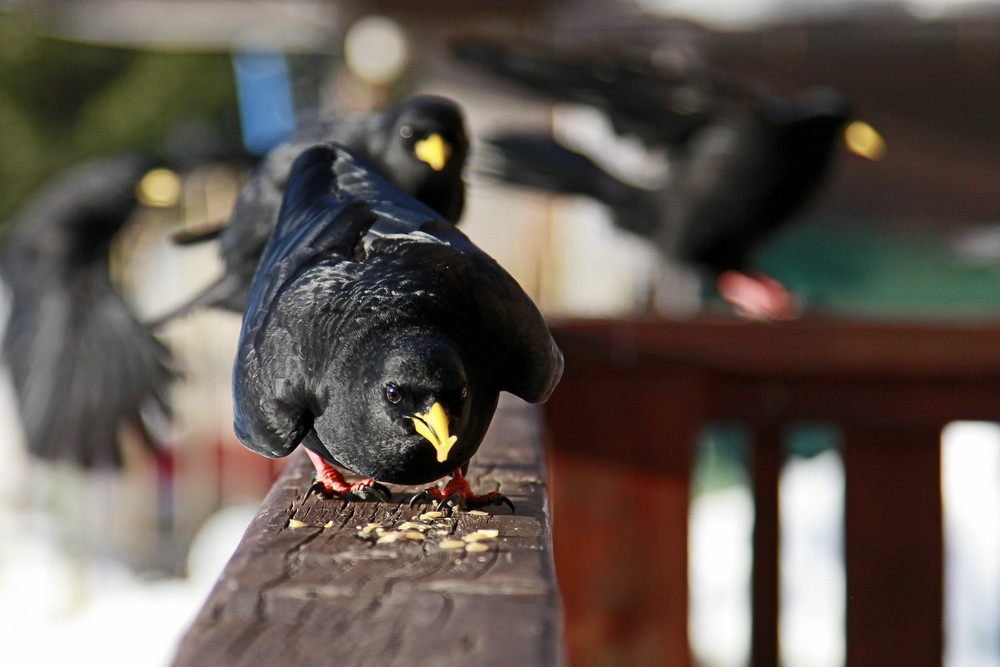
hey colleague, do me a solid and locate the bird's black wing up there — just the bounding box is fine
[480,132,659,236]
[481,133,615,197]
[241,142,464,337]
[0,155,174,468]
[455,43,720,146]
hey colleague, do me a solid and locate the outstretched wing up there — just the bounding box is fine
[0,155,174,468]
[455,42,723,147]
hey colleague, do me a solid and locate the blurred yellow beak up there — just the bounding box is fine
[409,402,457,463]
[414,133,451,171]
[844,120,886,161]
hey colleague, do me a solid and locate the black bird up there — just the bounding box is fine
[155,95,469,323]
[0,155,174,467]
[461,44,883,319]
[232,143,562,509]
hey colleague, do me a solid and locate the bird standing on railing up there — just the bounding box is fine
[0,154,175,468]
[460,44,884,320]
[232,144,562,510]
[153,95,469,324]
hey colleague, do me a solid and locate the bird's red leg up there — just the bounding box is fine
[717,270,801,321]
[304,449,390,501]
[409,468,515,512]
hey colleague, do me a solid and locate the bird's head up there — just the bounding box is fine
[793,87,886,162]
[380,334,468,463]
[329,329,477,484]
[386,95,469,178]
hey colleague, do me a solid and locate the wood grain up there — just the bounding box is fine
[173,395,562,666]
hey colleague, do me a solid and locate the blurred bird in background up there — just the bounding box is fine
[154,94,469,325]
[460,43,885,320]
[0,154,175,468]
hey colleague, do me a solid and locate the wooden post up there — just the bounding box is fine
[546,365,699,667]
[173,396,563,666]
[751,424,782,667]
[842,425,943,667]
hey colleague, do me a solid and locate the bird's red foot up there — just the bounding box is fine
[408,468,515,512]
[303,449,390,502]
[717,270,801,321]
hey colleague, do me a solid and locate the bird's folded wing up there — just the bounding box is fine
[240,145,378,340]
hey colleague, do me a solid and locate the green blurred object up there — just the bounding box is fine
[0,13,239,221]
[693,423,751,495]
[785,422,841,460]
[760,216,1000,316]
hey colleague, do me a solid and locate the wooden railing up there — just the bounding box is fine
[545,317,1000,667]
[175,317,1000,666]
[173,396,562,666]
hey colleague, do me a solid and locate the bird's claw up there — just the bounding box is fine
[302,471,390,502]
[435,490,464,512]
[353,481,392,502]
[408,490,434,509]
[466,491,515,513]
[407,488,515,513]
[302,472,326,502]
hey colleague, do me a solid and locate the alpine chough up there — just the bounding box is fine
[155,94,469,324]
[0,155,174,468]
[462,44,883,319]
[232,143,562,509]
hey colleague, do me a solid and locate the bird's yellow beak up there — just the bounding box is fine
[414,133,451,172]
[844,120,886,161]
[409,402,457,463]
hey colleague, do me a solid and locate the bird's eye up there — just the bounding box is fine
[460,385,468,400]
[385,383,401,403]
[399,125,414,139]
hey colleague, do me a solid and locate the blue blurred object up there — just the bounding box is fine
[233,50,295,155]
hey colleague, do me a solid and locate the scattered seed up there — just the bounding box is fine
[466,542,490,553]
[376,532,402,544]
[398,522,429,532]
[463,529,499,542]
[419,511,444,520]
[323,521,335,529]
[440,539,467,550]
[360,523,382,537]
[287,519,309,529]
[402,531,426,541]
[467,510,489,516]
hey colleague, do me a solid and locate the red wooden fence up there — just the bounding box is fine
[545,318,1000,666]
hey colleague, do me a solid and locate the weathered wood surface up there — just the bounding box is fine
[173,395,562,667]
